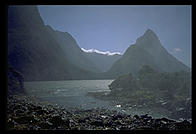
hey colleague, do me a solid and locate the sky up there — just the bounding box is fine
[38,5,191,67]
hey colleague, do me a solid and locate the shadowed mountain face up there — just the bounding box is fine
[8,6,98,81]
[84,52,121,72]
[107,29,190,77]
[45,25,100,73]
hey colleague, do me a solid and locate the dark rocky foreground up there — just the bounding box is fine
[7,94,192,130]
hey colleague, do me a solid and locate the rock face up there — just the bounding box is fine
[107,29,190,77]
[8,5,98,81]
[8,67,25,94]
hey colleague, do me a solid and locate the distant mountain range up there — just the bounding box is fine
[8,6,190,81]
[81,49,121,72]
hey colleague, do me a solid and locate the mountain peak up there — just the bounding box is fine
[144,29,156,35]
[136,29,160,48]
[142,28,158,39]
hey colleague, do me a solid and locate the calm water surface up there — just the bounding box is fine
[25,80,113,109]
[24,80,171,119]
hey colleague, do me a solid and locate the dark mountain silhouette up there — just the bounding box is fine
[83,52,121,72]
[45,25,100,73]
[8,5,97,81]
[107,29,190,77]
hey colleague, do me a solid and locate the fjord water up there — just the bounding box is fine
[24,80,170,119]
[24,80,113,109]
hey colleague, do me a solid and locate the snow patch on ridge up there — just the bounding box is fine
[81,48,121,56]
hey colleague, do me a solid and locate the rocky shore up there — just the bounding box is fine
[7,94,192,130]
[87,90,192,121]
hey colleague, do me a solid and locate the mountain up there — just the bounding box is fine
[8,67,25,94]
[107,29,190,77]
[82,51,121,72]
[8,5,98,81]
[45,25,100,73]
[8,6,190,81]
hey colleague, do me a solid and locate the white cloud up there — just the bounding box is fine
[173,48,182,53]
[81,48,121,56]
[174,48,182,52]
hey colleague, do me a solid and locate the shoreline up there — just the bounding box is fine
[7,94,192,130]
[87,90,192,122]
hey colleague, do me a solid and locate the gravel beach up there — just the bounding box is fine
[6,94,192,130]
